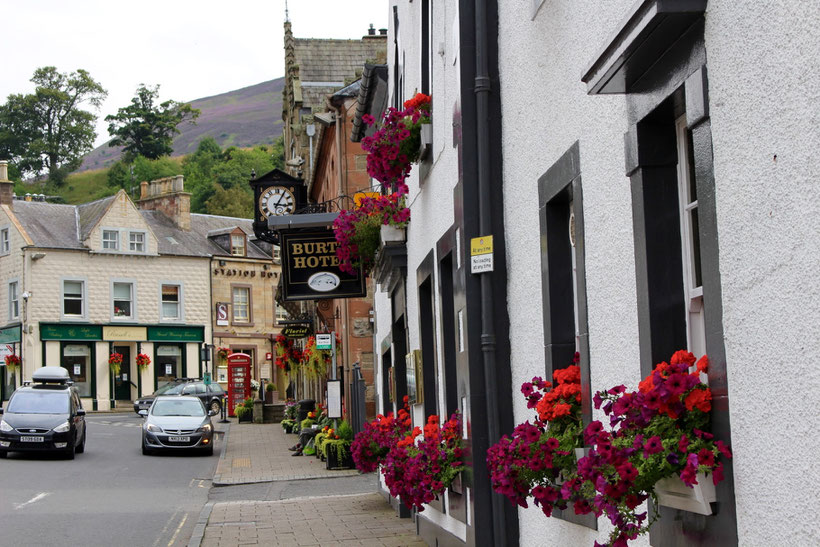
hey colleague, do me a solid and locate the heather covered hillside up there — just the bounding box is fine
[78,77,285,172]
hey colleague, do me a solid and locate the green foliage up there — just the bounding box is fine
[106,84,200,160]
[325,439,351,464]
[300,418,315,430]
[337,420,354,442]
[234,404,250,418]
[0,66,107,183]
[281,418,296,431]
[205,185,252,218]
[265,382,276,392]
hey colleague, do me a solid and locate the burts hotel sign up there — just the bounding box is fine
[280,230,365,300]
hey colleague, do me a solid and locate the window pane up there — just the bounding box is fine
[162,301,179,319]
[103,230,119,250]
[690,207,703,288]
[233,287,249,321]
[64,299,82,316]
[64,281,82,297]
[130,232,145,251]
[231,235,245,256]
[161,285,179,302]
[113,283,131,299]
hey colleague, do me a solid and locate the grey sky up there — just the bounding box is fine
[1,0,388,147]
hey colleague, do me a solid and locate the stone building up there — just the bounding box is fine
[0,169,281,410]
[363,1,820,546]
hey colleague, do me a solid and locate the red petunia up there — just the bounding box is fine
[684,388,712,412]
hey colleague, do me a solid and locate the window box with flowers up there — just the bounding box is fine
[486,351,732,547]
[108,352,123,376]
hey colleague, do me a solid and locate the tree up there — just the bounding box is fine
[205,185,253,218]
[106,84,200,160]
[0,67,107,184]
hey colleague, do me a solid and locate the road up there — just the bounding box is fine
[0,412,221,547]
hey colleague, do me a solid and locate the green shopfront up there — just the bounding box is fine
[39,323,205,410]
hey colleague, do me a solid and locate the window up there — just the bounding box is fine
[232,286,250,323]
[231,234,246,257]
[8,281,19,320]
[62,344,91,397]
[63,280,85,318]
[129,231,145,252]
[275,303,289,324]
[0,228,9,254]
[155,345,182,389]
[161,284,181,321]
[273,245,281,264]
[112,282,134,319]
[102,230,119,250]
[676,115,706,358]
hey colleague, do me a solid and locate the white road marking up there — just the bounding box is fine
[14,492,50,510]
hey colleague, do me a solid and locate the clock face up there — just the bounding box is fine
[259,186,296,217]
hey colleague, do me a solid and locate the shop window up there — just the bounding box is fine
[8,280,19,320]
[62,344,92,397]
[129,231,146,253]
[62,279,86,320]
[102,230,119,250]
[232,286,251,323]
[161,283,182,321]
[112,281,135,320]
[155,345,182,389]
[0,228,9,255]
[231,234,246,257]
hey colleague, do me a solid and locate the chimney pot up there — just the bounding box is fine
[368,24,375,36]
[379,28,387,36]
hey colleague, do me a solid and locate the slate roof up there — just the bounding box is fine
[10,199,271,260]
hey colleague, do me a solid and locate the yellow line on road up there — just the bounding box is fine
[167,513,188,546]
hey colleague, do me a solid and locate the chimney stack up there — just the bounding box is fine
[137,175,191,231]
[368,24,375,36]
[0,161,13,206]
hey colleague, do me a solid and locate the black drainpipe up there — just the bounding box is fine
[474,0,505,545]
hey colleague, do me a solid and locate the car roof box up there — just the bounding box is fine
[32,366,71,384]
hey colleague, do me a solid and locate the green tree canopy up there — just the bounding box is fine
[0,67,107,184]
[106,84,200,161]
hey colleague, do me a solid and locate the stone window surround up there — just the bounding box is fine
[158,281,185,323]
[110,278,137,322]
[60,276,88,322]
[8,278,19,321]
[230,284,253,326]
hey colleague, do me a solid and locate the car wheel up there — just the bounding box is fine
[65,443,75,460]
[209,400,221,414]
[142,442,152,456]
[76,429,86,454]
[203,445,214,456]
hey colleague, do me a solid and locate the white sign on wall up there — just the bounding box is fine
[73,365,81,375]
[316,333,332,350]
[216,303,229,326]
[165,365,173,375]
[327,380,342,419]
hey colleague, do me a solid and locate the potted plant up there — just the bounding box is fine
[333,193,410,275]
[360,92,431,193]
[108,352,123,376]
[235,397,254,423]
[486,351,732,546]
[136,353,151,370]
[265,382,276,403]
[216,347,230,365]
[4,354,20,374]
[325,421,355,470]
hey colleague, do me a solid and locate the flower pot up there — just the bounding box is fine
[419,123,432,161]
[655,472,716,515]
[326,448,354,470]
[380,224,406,246]
[238,411,253,423]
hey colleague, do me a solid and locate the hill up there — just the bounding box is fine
[78,77,285,172]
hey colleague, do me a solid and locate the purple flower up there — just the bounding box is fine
[642,436,663,458]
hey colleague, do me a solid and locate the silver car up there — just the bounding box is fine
[139,396,215,456]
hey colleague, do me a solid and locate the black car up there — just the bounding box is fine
[134,378,224,415]
[0,367,86,459]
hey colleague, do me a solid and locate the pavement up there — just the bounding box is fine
[189,420,426,547]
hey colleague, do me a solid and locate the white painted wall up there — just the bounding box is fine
[497,0,820,545]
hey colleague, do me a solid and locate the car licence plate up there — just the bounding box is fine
[168,436,190,442]
[21,436,44,442]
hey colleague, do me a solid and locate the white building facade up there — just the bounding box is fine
[368,1,820,546]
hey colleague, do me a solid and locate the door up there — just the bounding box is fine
[114,345,132,400]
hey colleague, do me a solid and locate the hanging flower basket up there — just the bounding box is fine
[4,354,20,373]
[136,353,151,370]
[109,352,123,376]
[216,347,230,363]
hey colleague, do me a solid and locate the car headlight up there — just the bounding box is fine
[146,423,163,433]
[198,424,212,433]
[0,420,12,432]
[53,421,71,433]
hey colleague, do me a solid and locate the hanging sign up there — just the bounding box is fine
[216,303,229,326]
[470,235,494,274]
[316,333,332,350]
[280,229,366,301]
[281,324,312,338]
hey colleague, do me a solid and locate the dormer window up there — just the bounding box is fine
[129,231,145,252]
[231,234,246,257]
[103,230,119,251]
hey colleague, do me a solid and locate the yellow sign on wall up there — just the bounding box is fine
[470,235,493,256]
[102,326,147,342]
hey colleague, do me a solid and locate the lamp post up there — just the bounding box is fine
[200,344,214,384]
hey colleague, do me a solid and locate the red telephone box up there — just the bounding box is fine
[227,353,252,417]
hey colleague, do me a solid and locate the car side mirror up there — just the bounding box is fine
[138,410,148,417]
[76,409,86,416]
[0,408,4,415]
[208,410,217,416]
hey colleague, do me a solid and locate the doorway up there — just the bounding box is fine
[114,345,132,400]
